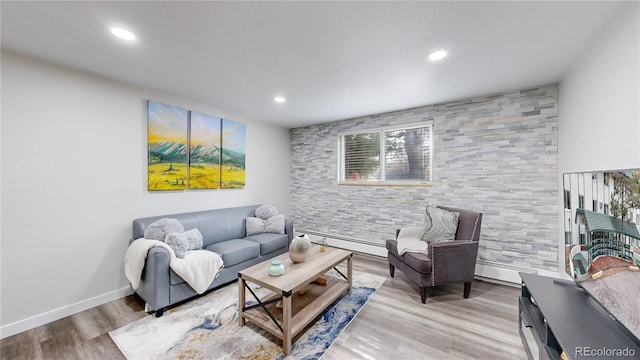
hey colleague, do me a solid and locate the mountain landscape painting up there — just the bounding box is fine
[221,119,246,188]
[189,111,221,189]
[147,101,188,191]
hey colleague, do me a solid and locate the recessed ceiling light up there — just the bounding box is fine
[110,27,136,41]
[274,96,286,103]
[428,50,447,61]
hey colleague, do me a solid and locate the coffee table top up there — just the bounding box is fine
[239,245,352,294]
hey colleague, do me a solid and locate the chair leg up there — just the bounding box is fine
[389,263,395,277]
[420,287,427,304]
[463,282,471,298]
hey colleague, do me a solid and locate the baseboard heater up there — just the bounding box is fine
[475,259,535,272]
[298,230,545,285]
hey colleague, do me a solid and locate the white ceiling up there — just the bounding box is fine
[0,1,631,128]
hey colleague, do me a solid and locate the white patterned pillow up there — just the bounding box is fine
[420,206,459,243]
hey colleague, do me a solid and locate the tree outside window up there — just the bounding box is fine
[339,123,432,184]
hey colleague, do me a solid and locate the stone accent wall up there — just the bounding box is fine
[290,85,559,271]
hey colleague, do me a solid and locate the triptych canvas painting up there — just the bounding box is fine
[147,100,246,191]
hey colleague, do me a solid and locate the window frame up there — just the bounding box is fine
[337,121,434,186]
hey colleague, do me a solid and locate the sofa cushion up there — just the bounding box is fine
[206,239,260,267]
[386,239,432,274]
[196,206,259,247]
[244,233,288,255]
[170,269,185,285]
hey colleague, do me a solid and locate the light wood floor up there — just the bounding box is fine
[1,253,527,360]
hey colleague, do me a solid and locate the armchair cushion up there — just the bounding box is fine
[420,206,459,243]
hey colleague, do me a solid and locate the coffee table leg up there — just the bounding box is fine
[347,255,353,295]
[283,294,292,355]
[238,278,246,326]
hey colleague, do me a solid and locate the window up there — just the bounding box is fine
[578,195,584,209]
[338,123,432,184]
[604,203,609,215]
[565,232,573,245]
[563,189,571,209]
[593,200,598,212]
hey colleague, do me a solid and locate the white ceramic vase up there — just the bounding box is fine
[289,234,311,263]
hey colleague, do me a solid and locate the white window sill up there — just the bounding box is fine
[337,181,433,187]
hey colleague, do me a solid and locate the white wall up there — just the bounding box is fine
[558,2,639,173]
[557,2,640,274]
[0,50,291,336]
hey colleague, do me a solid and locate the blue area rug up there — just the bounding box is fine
[110,272,385,359]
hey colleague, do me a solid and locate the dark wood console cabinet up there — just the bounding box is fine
[519,273,640,360]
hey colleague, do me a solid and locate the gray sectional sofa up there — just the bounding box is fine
[130,204,293,316]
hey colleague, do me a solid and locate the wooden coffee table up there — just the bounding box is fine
[238,245,353,355]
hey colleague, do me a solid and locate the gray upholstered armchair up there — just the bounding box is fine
[385,206,483,303]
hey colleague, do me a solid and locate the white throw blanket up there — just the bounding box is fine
[124,238,224,294]
[396,226,429,255]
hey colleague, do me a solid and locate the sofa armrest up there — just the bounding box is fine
[285,219,294,243]
[428,240,479,286]
[136,247,171,311]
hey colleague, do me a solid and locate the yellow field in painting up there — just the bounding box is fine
[221,165,245,188]
[189,164,220,189]
[148,163,188,191]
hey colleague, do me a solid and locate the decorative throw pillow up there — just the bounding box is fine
[255,205,279,220]
[164,232,189,258]
[184,228,203,250]
[246,215,286,236]
[246,217,266,236]
[420,206,460,243]
[265,214,285,234]
[144,218,184,241]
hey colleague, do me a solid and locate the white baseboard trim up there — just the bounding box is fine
[474,261,568,284]
[475,261,530,284]
[0,286,133,339]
